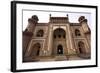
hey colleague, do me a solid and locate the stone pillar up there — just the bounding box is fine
[66,24,76,55]
[47,24,53,56]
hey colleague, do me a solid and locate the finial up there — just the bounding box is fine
[49,14,51,17]
[66,14,68,17]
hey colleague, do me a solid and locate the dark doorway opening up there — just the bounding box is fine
[36,49,40,56]
[57,45,63,54]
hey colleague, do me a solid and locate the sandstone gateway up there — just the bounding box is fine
[23,14,91,62]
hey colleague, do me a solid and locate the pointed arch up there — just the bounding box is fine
[53,28,66,39]
[36,29,44,37]
[30,43,41,56]
[78,41,85,54]
[75,29,81,36]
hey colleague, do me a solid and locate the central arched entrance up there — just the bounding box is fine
[57,45,63,54]
[53,28,66,39]
[52,28,66,55]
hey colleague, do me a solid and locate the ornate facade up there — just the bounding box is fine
[23,15,91,62]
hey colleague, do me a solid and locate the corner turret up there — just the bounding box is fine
[78,16,90,34]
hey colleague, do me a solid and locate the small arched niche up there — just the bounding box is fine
[30,43,41,56]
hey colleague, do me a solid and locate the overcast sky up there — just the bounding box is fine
[23,10,91,31]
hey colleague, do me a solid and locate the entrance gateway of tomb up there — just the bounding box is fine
[23,15,91,62]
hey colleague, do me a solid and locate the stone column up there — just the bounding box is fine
[66,24,76,55]
[47,24,53,56]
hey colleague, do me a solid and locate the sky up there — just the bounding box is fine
[23,10,91,31]
[21,3,91,31]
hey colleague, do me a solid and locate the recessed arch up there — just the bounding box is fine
[53,28,66,39]
[30,43,41,56]
[75,29,81,36]
[78,41,85,54]
[52,28,66,55]
[36,29,44,37]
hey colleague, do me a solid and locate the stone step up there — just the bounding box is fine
[24,54,89,62]
[78,53,91,59]
[68,55,83,60]
[55,55,67,61]
[40,58,55,61]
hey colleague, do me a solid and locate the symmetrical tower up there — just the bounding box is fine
[23,15,39,60]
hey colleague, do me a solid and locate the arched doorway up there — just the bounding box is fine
[30,43,41,56]
[52,28,66,55]
[77,41,90,59]
[57,45,63,54]
[78,41,85,54]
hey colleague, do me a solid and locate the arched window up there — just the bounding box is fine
[78,41,85,54]
[36,29,44,37]
[30,43,41,56]
[75,29,81,36]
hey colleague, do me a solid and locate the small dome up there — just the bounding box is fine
[78,16,85,22]
[32,15,39,21]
